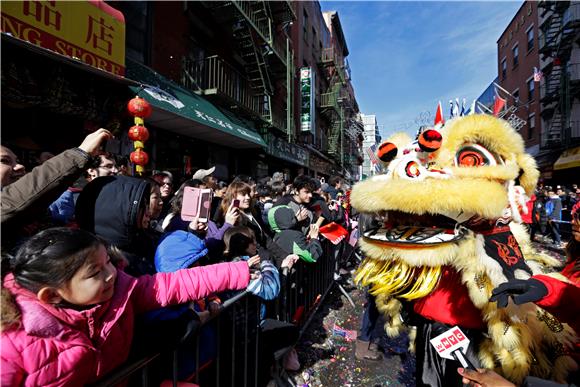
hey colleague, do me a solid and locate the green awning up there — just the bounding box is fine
[126,60,265,148]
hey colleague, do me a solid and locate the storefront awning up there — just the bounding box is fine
[126,60,266,149]
[553,146,580,170]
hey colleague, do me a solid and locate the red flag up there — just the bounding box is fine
[434,101,445,126]
[493,95,506,116]
[319,222,349,245]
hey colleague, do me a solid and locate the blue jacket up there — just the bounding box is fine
[236,256,280,301]
[154,231,208,272]
[49,189,76,224]
[546,196,562,221]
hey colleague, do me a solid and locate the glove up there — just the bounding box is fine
[489,278,548,308]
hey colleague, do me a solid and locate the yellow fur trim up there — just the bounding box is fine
[552,356,578,383]
[355,258,441,300]
[358,237,459,267]
[439,115,525,164]
[447,162,520,183]
[516,153,540,196]
[352,177,509,218]
[408,326,417,353]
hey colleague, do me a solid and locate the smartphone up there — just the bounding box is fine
[233,199,240,208]
[198,189,213,222]
[181,187,213,222]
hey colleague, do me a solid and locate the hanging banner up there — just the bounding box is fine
[1,0,126,76]
[300,67,315,134]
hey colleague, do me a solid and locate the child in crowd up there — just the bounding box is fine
[223,226,280,301]
[268,205,323,265]
[0,227,251,386]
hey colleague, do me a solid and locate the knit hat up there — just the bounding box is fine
[154,231,208,272]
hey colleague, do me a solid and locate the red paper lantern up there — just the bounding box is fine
[130,149,149,166]
[128,125,150,142]
[127,97,152,118]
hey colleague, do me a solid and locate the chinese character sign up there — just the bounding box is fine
[2,0,126,75]
[300,67,315,134]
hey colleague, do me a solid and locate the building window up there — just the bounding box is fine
[528,113,535,139]
[303,10,309,41]
[526,26,534,51]
[513,88,520,104]
[312,27,317,50]
[512,44,519,68]
[501,58,507,80]
[527,78,535,101]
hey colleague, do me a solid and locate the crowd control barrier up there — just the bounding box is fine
[91,237,347,387]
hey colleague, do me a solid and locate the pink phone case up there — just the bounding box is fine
[181,187,201,221]
[181,187,213,222]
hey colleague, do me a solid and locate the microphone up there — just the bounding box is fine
[429,326,477,370]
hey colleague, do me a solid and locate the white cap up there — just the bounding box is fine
[192,166,215,181]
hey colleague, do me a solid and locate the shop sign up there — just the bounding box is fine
[1,1,126,75]
[144,87,185,109]
[267,135,309,167]
[193,109,263,144]
[309,155,333,174]
[300,67,315,134]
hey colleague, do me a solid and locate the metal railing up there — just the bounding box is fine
[563,2,580,27]
[320,47,337,65]
[230,1,287,65]
[92,238,347,386]
[182,55,267,120]
[569,63,580,82]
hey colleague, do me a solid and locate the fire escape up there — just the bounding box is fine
[539,0,580,148]
[318,47,348,165]
[181,1,296,140]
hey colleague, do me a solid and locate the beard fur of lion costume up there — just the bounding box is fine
[351,113,577,386]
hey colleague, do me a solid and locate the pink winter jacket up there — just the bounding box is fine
[1,261,250,386]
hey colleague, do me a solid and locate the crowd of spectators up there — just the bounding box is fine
[527,183,579,248]
[0,130,352,386]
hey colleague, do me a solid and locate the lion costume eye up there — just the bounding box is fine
[455,144,498,167]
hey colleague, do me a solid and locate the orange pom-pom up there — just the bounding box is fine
[418,129,442,152]
[377,141,398,162]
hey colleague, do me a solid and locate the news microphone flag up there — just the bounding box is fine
[429,326,477,370]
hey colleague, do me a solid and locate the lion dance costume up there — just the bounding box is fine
[351,107,577,386]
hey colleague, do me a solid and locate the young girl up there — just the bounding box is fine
[0,227,251,386]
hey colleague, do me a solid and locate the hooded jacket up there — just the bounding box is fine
[154,231,209,272]
[268,205,322,264]
[75,176,155,276]
[0,262,250,386]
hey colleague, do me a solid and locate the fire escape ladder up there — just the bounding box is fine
[232,16,273,122]
[328,119,342,156]
[541,11,564,59]
[547,108,564,145]
[547,64,563,98]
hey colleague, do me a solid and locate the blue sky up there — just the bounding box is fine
[320,1,523,138]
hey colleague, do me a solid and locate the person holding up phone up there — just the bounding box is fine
[162,179,240,260]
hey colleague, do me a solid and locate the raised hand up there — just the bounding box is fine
[489,278,548,308]
[78,128,113,156]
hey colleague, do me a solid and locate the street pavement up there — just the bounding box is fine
[288,241,566,387]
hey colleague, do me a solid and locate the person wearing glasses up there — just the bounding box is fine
[86,152,118,181]
[152,171,174,220]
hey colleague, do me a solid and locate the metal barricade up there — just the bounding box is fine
[92,238,347,387]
